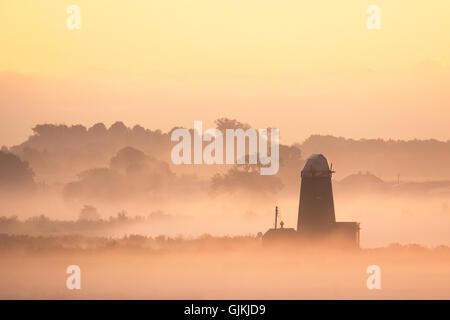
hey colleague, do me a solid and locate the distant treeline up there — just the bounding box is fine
[0,233,259,253]
[0,233,449,254]
[302,135,450,180]
[1,119,450,200]
[0,210,174,236]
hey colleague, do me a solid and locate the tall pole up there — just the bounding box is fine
[274,206,278,229]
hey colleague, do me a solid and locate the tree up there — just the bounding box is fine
[0,151,36,192]
[78,205,100,221]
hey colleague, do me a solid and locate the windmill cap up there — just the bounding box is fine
[301,154,331,177]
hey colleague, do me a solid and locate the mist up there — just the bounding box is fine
[1,120,450,299]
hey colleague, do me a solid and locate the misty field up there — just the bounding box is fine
[1,121,450,299]
[1,234,450,299]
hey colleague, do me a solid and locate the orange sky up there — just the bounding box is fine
[1,0,449,146]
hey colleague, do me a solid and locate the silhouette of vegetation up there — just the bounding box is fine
[211,165,283,195]
[215,118,251,131]
[63,147,175,201]
[0,210,174,236]
[0,151,36,193]
[3,119,450,199]
[0,233,265,256]
[78,205,101,221]
[0,232,448,254]
[302,135,450,179]
[10,122,171,184]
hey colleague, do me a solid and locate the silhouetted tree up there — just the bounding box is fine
[63,147,175,201]
[109,121,128,136]
[79,205,101,221]
[215,118,251,131]
[88,122,108,137]
[110,147,149,172]
[0,151,36,192]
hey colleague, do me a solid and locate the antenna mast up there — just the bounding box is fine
[274,206,278,229]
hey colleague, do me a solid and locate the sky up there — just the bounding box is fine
[1,0,450,146]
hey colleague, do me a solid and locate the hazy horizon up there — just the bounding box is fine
[2,1,450,146]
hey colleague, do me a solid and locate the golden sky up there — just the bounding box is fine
[1,0,449,145]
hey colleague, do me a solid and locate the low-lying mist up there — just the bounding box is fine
[1,190,449,247]
[1,120,450,299]
[1,234,449,299]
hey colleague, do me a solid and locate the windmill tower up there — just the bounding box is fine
[263,153,360,247]
[297,154,336,233]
